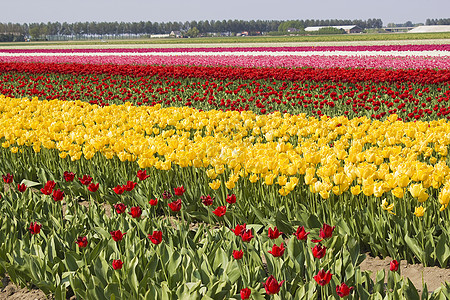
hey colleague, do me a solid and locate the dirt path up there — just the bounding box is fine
[0,277,48,299]
[360,254,450,292]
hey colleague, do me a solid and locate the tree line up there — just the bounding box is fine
[426,18,450,26]
[0,18,384,40]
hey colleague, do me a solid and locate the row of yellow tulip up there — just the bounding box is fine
[0,95,448,212]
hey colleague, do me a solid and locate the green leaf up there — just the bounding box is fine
[421,282,429,300]
[251,205,268,224]
[127,256,139,296]
[226,264,241,284]
[275,210,293,234]
[161,281,171,300]
[144,285,159,300]
[89,239,104,263]
[54,284,66,300]
[69,275,87,299]
[93,256,108,287]
[405,235,424,264]
[105,283,121,299]
[93,226,112,240]
[168,251,182,276]
[403,278,419,300]
[306,214,322,229]
[64,251,81,271]
[145,254,159,281]
[436,233,450,268]
[20,179,41,187]
[47,236,57,265]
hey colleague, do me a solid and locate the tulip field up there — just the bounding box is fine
[0,42,450,299]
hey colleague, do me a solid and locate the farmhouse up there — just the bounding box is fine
[170,31,183,38]
[287,28,300,33]
[304,25,362,34]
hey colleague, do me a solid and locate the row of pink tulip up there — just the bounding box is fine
[1,44,450,53]
[1,54,449,69]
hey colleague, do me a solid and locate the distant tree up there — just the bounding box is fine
[187,27,199,37]
[316,27,345,34]
[404,21,413,27]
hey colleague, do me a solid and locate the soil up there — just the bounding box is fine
[359,253,450,292]
[0,277,49,299]
[1,254,448,299]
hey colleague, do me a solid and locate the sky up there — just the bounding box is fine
[1,0,448,25]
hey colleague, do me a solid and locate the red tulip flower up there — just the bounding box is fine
[201,195,214,206]
[113,203,127,214]
[319,223,335,239]
[149,198,158,206]
[168,199,181,212]
[240,229,254,242]
[17,183,27,192]
[173,186,185,196]
[268,243,285,257]
[63,171,75,182]
[233,249,243,260]
[136,169,150,181]
[128,206,142,218]
[212,206,226,217]
[148,230,163,245]
[52,189,65,202]
[294,226,310,241]
[110,230,126,242]
[76,236,88,248]
[2,173,13,183]
[314,269,333,286]
[88,183,99,192]
[390,260,399,272]
[240,288,251,299]
[113,185,125,195]
[231,223,246,236]
[162,191,172,200]
[268,227,283,239]
[28,222,41,234]
[263,275,284,295]
[112,259,123,270]
[78,175,93,186]
[336,282,353,297]
[122,181,137,192]
[41,180,56,195]
[226,194,236,204]
[312,244,326,259]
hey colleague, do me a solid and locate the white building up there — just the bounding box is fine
[408,25,450,33]
[304,25,362,34]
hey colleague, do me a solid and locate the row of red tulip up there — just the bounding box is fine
[0,62,449,84]
[0,65,448,121]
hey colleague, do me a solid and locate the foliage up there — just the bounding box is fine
[316,27,346,35]
[0,167,449,299]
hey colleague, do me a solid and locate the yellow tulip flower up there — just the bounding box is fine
[381,199,395,215]
[350,185,361,195]
[391,187,404,199]
[206,169,218,180]
[225,180,235,190]
[209,179,221,190]
[277,175,287,186]
[249,174,259,183]
[413,206,425,217]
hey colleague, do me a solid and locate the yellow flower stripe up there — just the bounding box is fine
[1,95,450,209]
